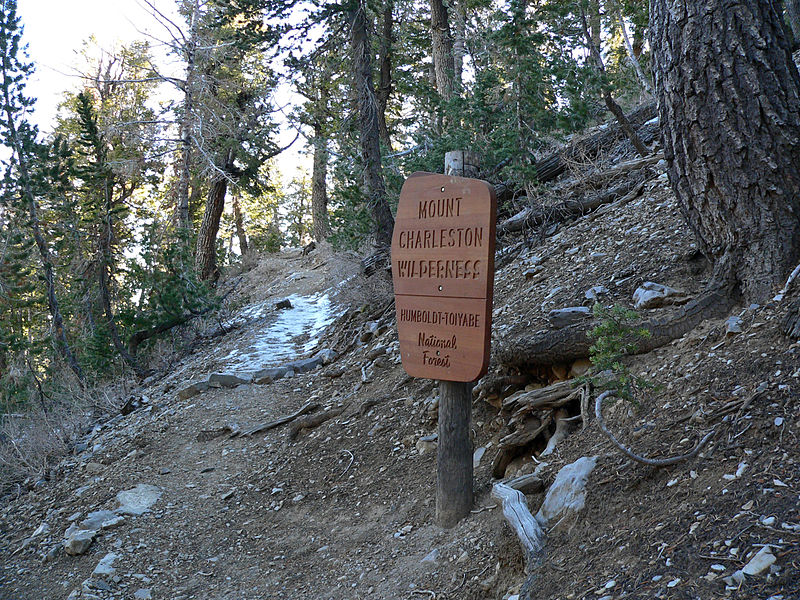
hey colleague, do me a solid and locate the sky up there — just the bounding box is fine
[17,0,306,178]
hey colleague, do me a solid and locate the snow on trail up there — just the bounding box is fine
[217,292,340,374]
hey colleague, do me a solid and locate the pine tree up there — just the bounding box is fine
[0,0,83,382]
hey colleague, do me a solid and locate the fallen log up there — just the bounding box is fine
[497,178,643,236]
[533,100,657,183]
[496,287,734,368]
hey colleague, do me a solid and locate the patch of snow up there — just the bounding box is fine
[219,292,341,373]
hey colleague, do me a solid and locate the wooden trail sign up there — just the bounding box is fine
[391,172,497,382]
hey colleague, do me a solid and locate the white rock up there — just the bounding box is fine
[32,522,50,537]
[473,447,486,469]
[421,549,440,564]
[116,484,162,515]
[725,316,743,335]
[710,564,726,571]
[741,546,776,576]
[133,590,152,600]
[535,456,597,528]
[632,282,683,309]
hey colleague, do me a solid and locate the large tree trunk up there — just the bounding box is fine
[195,158,231,282]
[349,1,395,249]
[430,0,455,102]
[376,0,394,149]
[651,0,800,302]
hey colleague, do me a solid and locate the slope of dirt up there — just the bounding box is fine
[2,168,799,600]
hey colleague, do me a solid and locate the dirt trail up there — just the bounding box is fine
[2,178,800,600]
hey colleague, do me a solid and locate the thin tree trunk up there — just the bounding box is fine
[195,157,232,282]
[452,0,466,93]
[174,0,199,235]
[231,192,248,255]
[311,122,331,243]
[580,4,649,157]
[651,0,800,302]
[0,51,84,382]
[376,0,394,149]
[430,0,455,102]
[349,1,394,249]
[611,0,653,94]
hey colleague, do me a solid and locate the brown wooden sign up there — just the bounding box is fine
[392,172,496,381]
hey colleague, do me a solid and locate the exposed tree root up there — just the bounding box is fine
[236,402,320,438]
[595,391,715,467]
[288,407,344,441]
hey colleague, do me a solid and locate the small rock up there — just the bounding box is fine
[761,516,776,526]
[287,356,324,374]
[92,552,118,577]
[548,307,591,328]
[81,510,117,531]
[133,589,152,600]
[725,316,743,336]
[569,358,592,378]
[632,281,685,309]
[275,298,293,310]
[473,447,486,469]
[416,434,438,455]
[208,373,251,388]
[315,348,337,364]
[536,456,597,529]
[366,346,387,360]
[585,285,609,301]
[421,549,440,564]
[710,564,726,572]
[253,366,289,384]
[667,578,681,588]
[64,530,96,556]
[32,522,50,538]
[177,381,210,400]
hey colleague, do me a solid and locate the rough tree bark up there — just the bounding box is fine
[349,1,395,249]
[451,0,466,93]
[651,0,800,302]
[310,122,331,243]
[430,0,455,102]
[195,152,233,282]
[376,0,394,149]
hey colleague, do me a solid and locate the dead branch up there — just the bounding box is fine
[491,482,545,571]
[236,402,320,438]
[595,391,716,467]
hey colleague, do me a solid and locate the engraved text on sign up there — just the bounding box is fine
[391,173,496,381]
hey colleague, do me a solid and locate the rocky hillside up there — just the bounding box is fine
[1,127,799,600]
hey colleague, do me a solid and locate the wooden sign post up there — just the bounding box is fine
[391,172,496,527]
